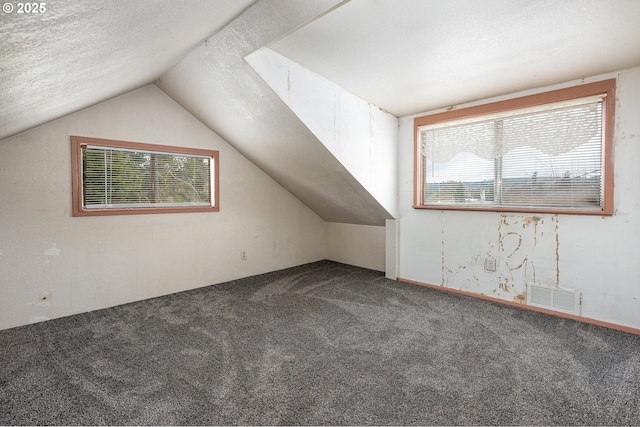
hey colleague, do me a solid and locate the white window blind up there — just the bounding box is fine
[419,96,605,210]
[81,145,212,209]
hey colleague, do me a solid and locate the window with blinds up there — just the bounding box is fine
[71,136,219,216]
[413,79,615,215]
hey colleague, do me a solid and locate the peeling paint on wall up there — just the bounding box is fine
[513,291,527,304]
[553,215,560,286]
[440,213,560,304]
[441,226,445,286]
[478,214,559,300]
[523,216,541,248]
[498,215,526,293]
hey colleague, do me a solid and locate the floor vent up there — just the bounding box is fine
[526,282,581,315]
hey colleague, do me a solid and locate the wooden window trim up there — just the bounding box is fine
[71,136,219,217]
[413,79,616,215]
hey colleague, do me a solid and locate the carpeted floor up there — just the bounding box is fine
[1,260,639,425]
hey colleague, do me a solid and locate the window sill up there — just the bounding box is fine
[412,204,612,216]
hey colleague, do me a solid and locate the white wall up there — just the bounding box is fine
[247,48,398,220]
[397,67,640,330]
[0,85,327,331]
[326,223,385,272]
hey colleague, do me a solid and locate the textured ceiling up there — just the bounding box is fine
[3,0,640,226]
[271,0,640,117]
[0,0,255,140]
[157,0,392,225]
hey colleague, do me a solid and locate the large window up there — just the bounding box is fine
[71,136,219,216]
[414,79,615,215]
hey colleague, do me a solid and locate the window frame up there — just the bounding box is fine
[413,79,616,215]
[71,136,219,217]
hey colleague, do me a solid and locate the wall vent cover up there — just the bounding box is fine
[527,282,581,315]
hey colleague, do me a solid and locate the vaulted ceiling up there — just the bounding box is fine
[2,0,640,225]
[0,0,256,139]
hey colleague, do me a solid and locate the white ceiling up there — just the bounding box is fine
[0,0,256,140]
[271,0,640,117]
[3,0,640,225]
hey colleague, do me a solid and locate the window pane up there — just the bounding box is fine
[500,101,602,208]
[421,98,603,210]
[82,147,211,208]
[424,152,494,204]
[501,144,601,208]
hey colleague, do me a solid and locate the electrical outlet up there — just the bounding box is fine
[240,250,247,261]
[484,256,496,272]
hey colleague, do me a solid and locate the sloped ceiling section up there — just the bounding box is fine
[0,0,256,140]
[4,0,640,227]
[156,0,393,226]
[246,48,398,218]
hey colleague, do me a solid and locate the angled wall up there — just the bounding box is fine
[157,0,391,226]
[0,85,326,330]
[326,222,386,272]
[246,48,398,219]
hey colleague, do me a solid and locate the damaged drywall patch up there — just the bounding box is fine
[492,214,556,298]
[44,243,61,257]
[553,214,560,286]
[513,291,527,304]
[523,216,542,226]
[498,216,526,291]
[442,213,557,302]
[503,231,523,260]
[498,277,509,292]
[523,216,542,249]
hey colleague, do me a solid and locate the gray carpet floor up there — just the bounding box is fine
[1,260,639,425]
